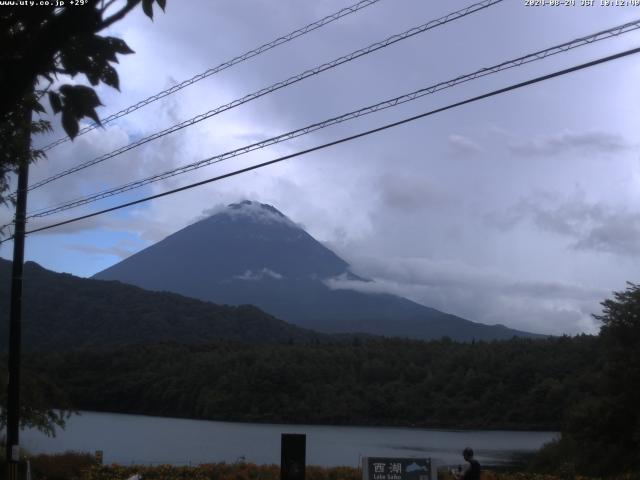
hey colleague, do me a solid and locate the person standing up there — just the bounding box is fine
[454,447,481,480]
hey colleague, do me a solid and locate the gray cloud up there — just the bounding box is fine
[65,240,141,260]
[19,209,175,243]
[326,254,609,335]
[376,173,451,213]
[486,192,640,257]
[2,0,638,335]
[508,131,630,157]
[573,217,640,256]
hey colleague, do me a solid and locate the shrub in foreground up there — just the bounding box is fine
[29,451,98,480]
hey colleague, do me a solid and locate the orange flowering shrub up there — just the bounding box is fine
[28,451,98,480]
[81,463,640,480]
[84,463,360,480]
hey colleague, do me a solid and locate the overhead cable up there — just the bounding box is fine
[24,0,504,194]
[5,45,636,242]
[38,0,385,152]
[25,19,640,219]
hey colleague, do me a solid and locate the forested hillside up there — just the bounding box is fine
[0,259,322,350]
[25,336,597,430]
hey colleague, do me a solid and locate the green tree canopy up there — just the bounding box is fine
[535,282,640,476]
[0,0,166,204]
[592,282,640,471]
[0,0,167,436]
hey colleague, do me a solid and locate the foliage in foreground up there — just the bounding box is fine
[80,462,358,480]
[80,462,640,480]
[524,283,640,478]
[0,0,168,209]
[0,363,72,436]
[29,451,99,480]
[5,454,640,480]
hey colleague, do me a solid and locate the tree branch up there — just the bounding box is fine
[100,0,119,15]
[101,0,141,30]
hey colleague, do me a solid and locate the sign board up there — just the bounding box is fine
[362,457,435,480]
[11,444,20,461]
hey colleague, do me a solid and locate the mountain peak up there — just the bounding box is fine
[229,199,280,213]
[207,200,296,228]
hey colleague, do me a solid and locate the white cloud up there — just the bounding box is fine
[326,255,610,335]
[200,200,299,228]
[234,268,284,281]
[447,134,483,156]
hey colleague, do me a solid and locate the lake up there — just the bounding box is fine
[21,411,557,468]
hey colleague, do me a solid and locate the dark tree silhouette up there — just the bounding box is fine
[0,0,167,435]
[0,0,166,204]
[531,283,640,476]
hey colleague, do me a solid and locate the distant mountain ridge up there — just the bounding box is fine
[94,200,543,341]
[0,258,322,351]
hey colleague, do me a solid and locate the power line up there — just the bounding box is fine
[37,0,385,152]
[25,19,640,219]
[5,46,637,242]
[23,0,503,195]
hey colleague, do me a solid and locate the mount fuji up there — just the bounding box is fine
[94,201,542,341]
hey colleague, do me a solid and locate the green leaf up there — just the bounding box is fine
[105,37,135,55]
[32,101,46,114]
[90,35,119,63]
[58,84,74,96]
[31,119,52,135]
[61,110,79,139]
[84,107,101,126]
[48,92,62,113]
[100,65,120,91]
[66,85,103,110]
[156,0,166,11]
[59,85,103,126]
[59,49,90,77]
[142,0,154,19]
[86,68,100,86]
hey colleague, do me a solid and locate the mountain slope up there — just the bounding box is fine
[94,201,543,341]
[0,258,322,351]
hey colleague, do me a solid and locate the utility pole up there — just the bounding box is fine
[5,103,31,480]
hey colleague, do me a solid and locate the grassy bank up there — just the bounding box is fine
[8,451,640,479]
[83,464,640,480]
[34,458,640,480]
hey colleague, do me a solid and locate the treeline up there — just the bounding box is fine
[25,335,598,430]
[4,283,639,477]
[529,283,640,477]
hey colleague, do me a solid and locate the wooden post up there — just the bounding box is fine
[281,434,306,480]
[5,102,31,480]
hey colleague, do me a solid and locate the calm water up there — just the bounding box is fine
[21,411,557,467]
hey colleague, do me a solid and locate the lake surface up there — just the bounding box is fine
[21,411,557,468]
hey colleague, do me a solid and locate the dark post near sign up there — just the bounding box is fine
[281,433,306,480]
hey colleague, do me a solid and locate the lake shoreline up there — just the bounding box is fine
[22,411,558,467]
[69,408,560,434]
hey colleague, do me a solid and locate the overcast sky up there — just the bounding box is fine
[2,0,639,336]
